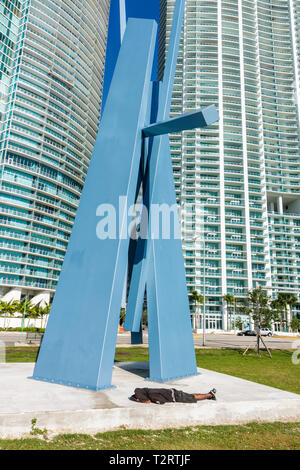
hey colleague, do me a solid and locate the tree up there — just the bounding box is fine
[277,293,298,332]
[223,294,235,331]
[0,301,7,322]
[142,309,148,327]
[119,308,126,326]
[270,298,286,332]
[248,287,274,328]
[236,298,249,319]
[18,298,33,331]
[243,287,275,355]
[235,316,243,331]
[290,316,300,333]
[0,300,19,330]
[189,290,204,330]
[35,302,51,330]
[13,300,36,329]
[233,297,244,331]
[189,290,199,313]
[0,301,9,329]
[26,302,40,328]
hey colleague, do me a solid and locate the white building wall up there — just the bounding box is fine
[160,0,300,330]
[0,0,110,302]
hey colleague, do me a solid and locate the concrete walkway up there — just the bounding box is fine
[0,362,299,438]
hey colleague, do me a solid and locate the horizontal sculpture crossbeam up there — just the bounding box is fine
[32,0,219,390]
[142,105,219,137]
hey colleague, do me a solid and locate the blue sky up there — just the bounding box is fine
[102,0,160,110]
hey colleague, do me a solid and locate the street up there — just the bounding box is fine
[192,333,300,350]
[0,331,299,350]
[117,331,299,350]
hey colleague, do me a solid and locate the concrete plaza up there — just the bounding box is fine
[0,362,299,438]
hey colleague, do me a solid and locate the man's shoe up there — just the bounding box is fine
[208,388,217,400]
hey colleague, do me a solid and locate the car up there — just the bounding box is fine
[258,328,272,337]
[237,330,257,336]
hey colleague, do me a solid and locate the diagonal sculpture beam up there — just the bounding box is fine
[124,0,191,337]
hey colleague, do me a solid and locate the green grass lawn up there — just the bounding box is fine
[0,422,299,450]
[5,346,300,395]
[5,347,40,363]
[195,348,300,395]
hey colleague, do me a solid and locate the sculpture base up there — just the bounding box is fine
[146,372,200,383]
[30,376,116,391]
[1,362,299,439]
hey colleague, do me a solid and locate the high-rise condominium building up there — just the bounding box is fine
[0,0,110,305]
[159,0,300,330]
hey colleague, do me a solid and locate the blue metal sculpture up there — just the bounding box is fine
[32,0,219,390]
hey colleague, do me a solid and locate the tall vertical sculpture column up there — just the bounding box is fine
[32,0,219,390]
[124,1,219,381]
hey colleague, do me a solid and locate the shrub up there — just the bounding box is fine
[0,327,45,332]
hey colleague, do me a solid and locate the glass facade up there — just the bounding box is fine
[159,0,300,329]
[0,0,110,303]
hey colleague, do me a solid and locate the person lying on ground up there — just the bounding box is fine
[129,387,216,404]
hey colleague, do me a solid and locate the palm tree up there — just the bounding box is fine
[36,302,52,330]
[119,308,126,326]
[286,294,298,332]
[189,290,204,330]
[189,290,198,320]
[290,316,300,333]
[233,297,242,331]
[16,300,35,329]
[277,293,298,332]
[14,298,34,332]
[0,300,9,329]
[223,294,235,331]
[27,302,40,328]
[270,298,286,332]
[0,300,20,330]
[0,300,7,316]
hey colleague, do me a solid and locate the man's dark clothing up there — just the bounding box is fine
[130,387,197,404]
